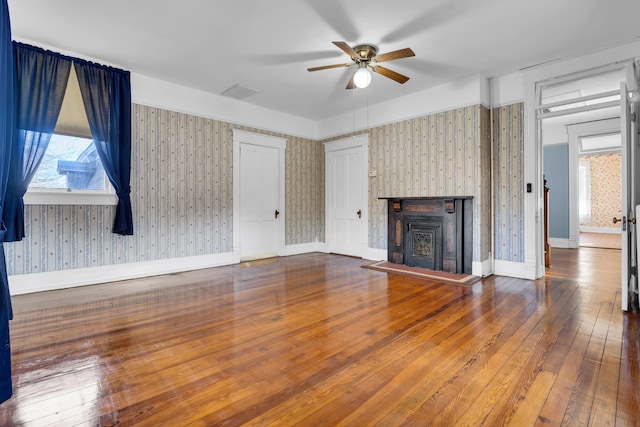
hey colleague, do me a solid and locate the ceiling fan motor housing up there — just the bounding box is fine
[352,44,378,63]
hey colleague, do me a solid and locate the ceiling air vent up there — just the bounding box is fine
[220,84,260,100]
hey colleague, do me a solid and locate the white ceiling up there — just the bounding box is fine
[7,0,640,121]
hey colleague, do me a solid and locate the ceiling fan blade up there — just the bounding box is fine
[333,41,358,59]
[372,66,410,84]
[346,70,356,90]
[374,48,415,63]
[307,63,350,72]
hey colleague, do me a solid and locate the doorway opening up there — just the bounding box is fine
[541,69,623,249]
[577,133,622,250]
[536,63,639,311]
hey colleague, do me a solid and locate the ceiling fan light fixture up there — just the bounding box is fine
[354,65,372,88]
[308,42,414,89]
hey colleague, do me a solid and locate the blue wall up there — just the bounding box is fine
[544,144,569,239]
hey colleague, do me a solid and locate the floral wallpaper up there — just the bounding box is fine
[6,101,527,276]
[323,105,493,263]
[5,104,324,275]
[581,152,621,228]
[493,103,525,263]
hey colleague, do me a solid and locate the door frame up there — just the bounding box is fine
[566,118,621,248]
[232,129,286,263]
[325,134,369,258]
[524,60,638,281]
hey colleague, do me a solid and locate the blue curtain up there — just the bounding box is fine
[74,61,133,235]
[0,0,14,403]
[2,43,71,242]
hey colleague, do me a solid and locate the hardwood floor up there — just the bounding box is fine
[1,249,638,426]
[579,232,622,250]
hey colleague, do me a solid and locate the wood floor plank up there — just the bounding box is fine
[436,280,582,426]
[0,249,637,426]
[536,294,608,425]
[510,370,557,427]
[380,279,557,426]
[194,280,474,426]
[559,299,613,426]
[615,292,640,426]
[588,291,623,427]
[254,277,530,426]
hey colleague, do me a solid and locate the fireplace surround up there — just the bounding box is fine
[380,197,473,274]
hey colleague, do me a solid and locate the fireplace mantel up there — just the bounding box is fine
[379,196,473,274]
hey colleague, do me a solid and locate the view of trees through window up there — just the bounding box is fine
[30,134,106,190]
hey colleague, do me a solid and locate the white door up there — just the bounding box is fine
[239,143,281,260]
[326,137,367,257]
[620,81,640,311]
[233,129,286,262]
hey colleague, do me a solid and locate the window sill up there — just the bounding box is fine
[24,191,118,206]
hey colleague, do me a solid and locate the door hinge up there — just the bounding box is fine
[632,111,637,123]
[632,266,637,276]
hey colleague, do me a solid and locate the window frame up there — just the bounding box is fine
[24,133,118,206]
[24,187,117,206]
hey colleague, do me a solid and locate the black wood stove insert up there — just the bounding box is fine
[380,197,473,275]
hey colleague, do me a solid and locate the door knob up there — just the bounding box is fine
[357,209,362,219]
[614,216,628,231]
[275,209,280,219]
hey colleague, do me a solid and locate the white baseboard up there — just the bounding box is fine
[549,238,571,248]
[282,241,330,256]
[494,259,537,280]
[580,226,621,234]
[473,259,494,277]
[8,252,236,296]
[315,242,330,253]
[282,242,321,256]
[8,247,541,296]
[287,245,385,261]
[364,248,387,261]
[10,241,335,295]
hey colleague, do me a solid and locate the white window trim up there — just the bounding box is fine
[25,185,118,206]
[24,132,118,205]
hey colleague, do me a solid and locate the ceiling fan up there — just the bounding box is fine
[308,41,415,89]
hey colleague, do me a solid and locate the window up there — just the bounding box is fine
[24,65,116,205]
[578,159,591,225]
[24,135,116,205]
[30,134,106,190]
